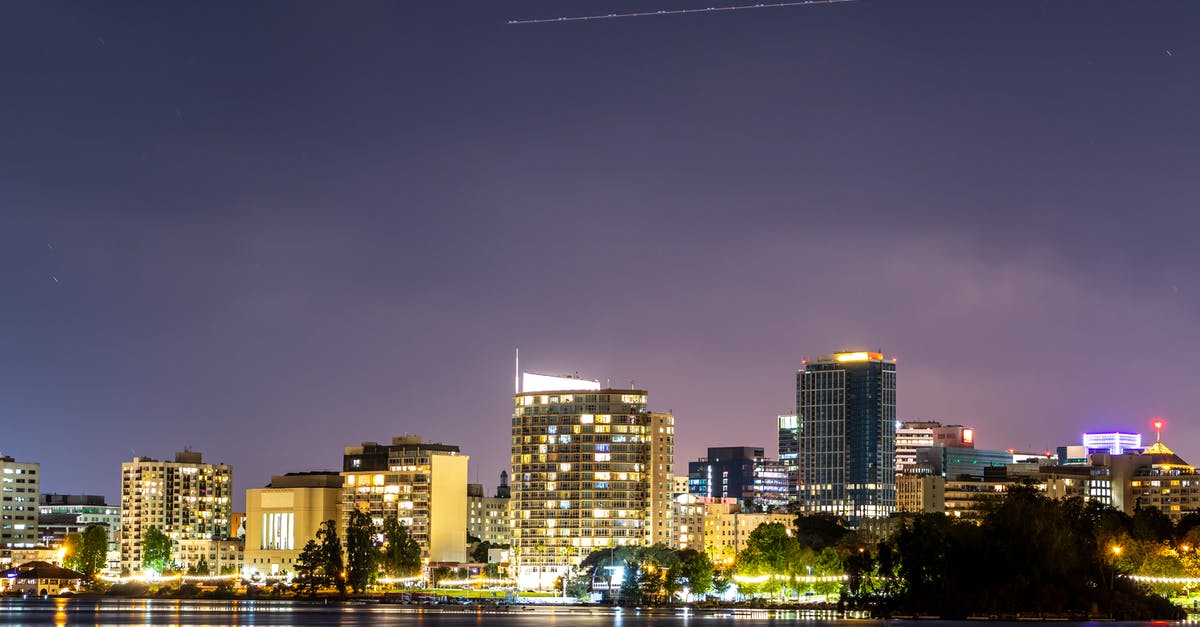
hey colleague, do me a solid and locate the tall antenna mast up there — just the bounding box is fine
[515,348,520,394]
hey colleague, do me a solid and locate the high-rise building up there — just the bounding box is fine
[777,414,800,502]
[895,421,974,474]
[646,412,676,547]
[510,372,675,590]
[341,436,468,564]
[687,446,788,511]
[1,455,40,551]
[244,472,343,577]
[119,450,232,573]
[797,351,897,523]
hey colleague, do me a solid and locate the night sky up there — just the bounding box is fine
[4,1,1198,509]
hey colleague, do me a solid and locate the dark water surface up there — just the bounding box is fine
[0,599,1191,627]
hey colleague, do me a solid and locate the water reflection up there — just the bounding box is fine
[0,599,1195,627]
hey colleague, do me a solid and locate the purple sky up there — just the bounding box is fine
[3,1,1198,509]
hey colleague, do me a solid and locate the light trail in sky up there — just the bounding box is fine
[508,0,857,25]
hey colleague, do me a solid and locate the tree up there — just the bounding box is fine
[141,526,173,574]
[80,524,109,578]
[316,519,346,595]
[62,532,85,571]
[345,509,380,593]
[188,556,210,576]
[793,514,848,551]
[736,522,801,598]
[668,549,714,600]
[380,516,422,577]
[295,539,324,596]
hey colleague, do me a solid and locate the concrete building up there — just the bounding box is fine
[37,494,120,574]
[510,372,676,589]
[342,436,468,564]
[244,472,342,577]
[898,464,1110,519]
[1,455,40,552]
[687,446,788,511]
[797,351,897,524]
[119,450,233,573]
[914,446,1012,480]
[176,538,244,575]
[702,504,794,564]
[467,476,512,545]
[646,412,676,547]
[895,421,974,474]
[37,495,120,545]
[1104,440,1199,520]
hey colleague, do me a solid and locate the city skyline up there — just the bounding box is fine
[4,0,1199,507]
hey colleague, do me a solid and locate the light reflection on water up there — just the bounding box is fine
[0,599,1196,627]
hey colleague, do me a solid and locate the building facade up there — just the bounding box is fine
[646,412,676,547]
[119,450,233,573]
[467,477,512,546]
[1083,431,1143,455]
[510,372,675,589]
[687,446,788,511]
[797,351,897,523]
[702,505,795,564]
[777,414,800,503]
[1,455,40,552]
[895,421,974,474]
[244,472,343,577]
[176,538,244,575]
[342,436,468,564]
[915,446,1012,480]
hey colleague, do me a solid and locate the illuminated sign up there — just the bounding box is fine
[521,372,601,393]
[962,428,974,445]
[834,351,884,362]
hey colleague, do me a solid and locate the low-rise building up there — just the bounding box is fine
[1,561,84,595]
[702,502,793,564]
[244,472,342,577]
[176,538,244,575]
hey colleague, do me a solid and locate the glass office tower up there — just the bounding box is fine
[797,351,896,524]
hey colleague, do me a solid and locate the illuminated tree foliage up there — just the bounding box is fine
[141,526,173,574]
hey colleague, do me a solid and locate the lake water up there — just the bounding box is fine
[0,599,1194,627]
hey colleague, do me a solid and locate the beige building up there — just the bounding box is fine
[671,494,741,553]
[342,436,468,564]
[244,472,343,577]
[702,504,793,564]
[646,412,676,547]
[510,373,677,589]
[467,478,511,546]
[120,450,232,573]
[1,455,40,552]
[176,538,243,575]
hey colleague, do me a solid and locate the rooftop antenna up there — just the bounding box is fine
[514,348,520,394]
[1152,418,1166,443]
